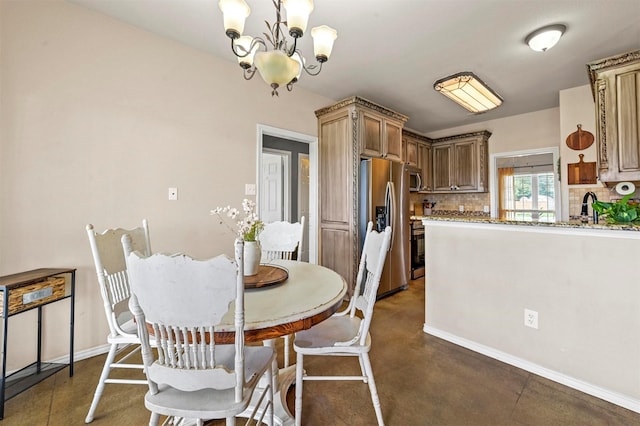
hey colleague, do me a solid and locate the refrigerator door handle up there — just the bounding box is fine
[384,181,391,228]
[386,181,396,249]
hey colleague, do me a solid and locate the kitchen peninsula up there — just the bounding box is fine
[421,216,640,412]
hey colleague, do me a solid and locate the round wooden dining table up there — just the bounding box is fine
[215,259,348,344]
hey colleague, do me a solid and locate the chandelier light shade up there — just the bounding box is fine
[525,24,566,52]
[219,0,250,39]
[255,51,301,86]
[434,72,503,113]
[311,25,338,62]
[282,0,313,36]
[235,35,258,68]
[218,0,337,96]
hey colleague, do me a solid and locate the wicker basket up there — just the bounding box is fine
[0,276,66,316]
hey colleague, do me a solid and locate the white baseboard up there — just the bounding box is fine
[50,344,112,364]
[423,324,640,414]
[7,344,111,376]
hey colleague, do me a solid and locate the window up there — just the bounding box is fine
[495,151,558,222]
[504,172,555,222]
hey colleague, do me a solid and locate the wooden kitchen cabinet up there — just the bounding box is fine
[430,131,491,193]
[359,110,405,162]
[432,143,452,191]
[403,129,432,190]
[587,50,640,183]
[419,142,433,191]
[316,96,408,294]
[404,135,419,167]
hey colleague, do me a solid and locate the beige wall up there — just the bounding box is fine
[0,1,334,368]
[426,107,560,156]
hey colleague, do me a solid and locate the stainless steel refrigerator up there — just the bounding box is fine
[359,158,410,298]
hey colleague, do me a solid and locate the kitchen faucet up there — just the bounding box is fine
[581,191,599,224]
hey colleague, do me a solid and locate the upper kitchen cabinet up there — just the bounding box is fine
[403,129,432,190]
[403,135,419,167]
[430,131,491,193]
[587,50,640,183]
[359,105,408,162]
[315,96,408,295]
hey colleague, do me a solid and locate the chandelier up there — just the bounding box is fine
[219,0,337,96]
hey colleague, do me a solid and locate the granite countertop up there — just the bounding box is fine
[413,214,640,232]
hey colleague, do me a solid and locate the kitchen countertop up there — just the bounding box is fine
[413,215,640,232]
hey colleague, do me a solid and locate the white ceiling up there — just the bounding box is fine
[68,0,640,134]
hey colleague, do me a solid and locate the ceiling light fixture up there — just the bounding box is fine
[218,0,337,96]
[525,24,566,52]
[433,72,503,113]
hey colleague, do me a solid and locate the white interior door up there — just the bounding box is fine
[260,151,289,223]
[260,152,283,223]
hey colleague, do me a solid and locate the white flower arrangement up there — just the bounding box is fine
[211,198,264,242]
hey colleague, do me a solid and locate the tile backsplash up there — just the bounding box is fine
[568,186,640,219]
[410,192,490,214]
[410,186,640,220]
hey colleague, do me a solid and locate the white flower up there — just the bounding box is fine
[211,198,264,241]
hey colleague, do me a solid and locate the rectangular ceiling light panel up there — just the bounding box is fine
[434,72,503,113]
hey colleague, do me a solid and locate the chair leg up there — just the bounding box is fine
[283,335,291,368]
[225,417,235,426]
[265,362,274,426]
[361,353,384,426]
[85,343,119,423]
[294,351,305,426]
[149,412,160,426]
[358,354,368,383]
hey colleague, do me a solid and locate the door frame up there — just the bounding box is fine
[489,146,561,220]
[256,124,318,264]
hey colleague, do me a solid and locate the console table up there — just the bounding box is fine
[0,268,76,419]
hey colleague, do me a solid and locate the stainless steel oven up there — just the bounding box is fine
[410,220,425,279]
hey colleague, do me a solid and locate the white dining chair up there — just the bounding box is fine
[259,217,305,368]
[84,220,152,423]
[259,216,305,262]
[293,222,392,426]
[124,237,275,426]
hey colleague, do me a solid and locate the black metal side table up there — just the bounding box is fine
[0,268,76,419]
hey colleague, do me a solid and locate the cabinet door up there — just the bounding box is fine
[360,112,384,158]
[320,114,352,225]
[616,69,640,173]
[453,141,478,190]
[405,137,418,167]
[432,144,452,191]
[591,53,640,183]
[418,143,432,191]
[384,121,403,162]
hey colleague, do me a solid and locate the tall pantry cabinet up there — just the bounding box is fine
[315,97,408,294]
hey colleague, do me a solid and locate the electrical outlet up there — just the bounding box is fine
[168,187,178,201]
[524,309,539,329]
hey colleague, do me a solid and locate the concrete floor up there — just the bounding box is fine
[2,277,639,425]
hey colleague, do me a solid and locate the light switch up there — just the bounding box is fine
[245,184,256,196]
[168,187,178,201]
